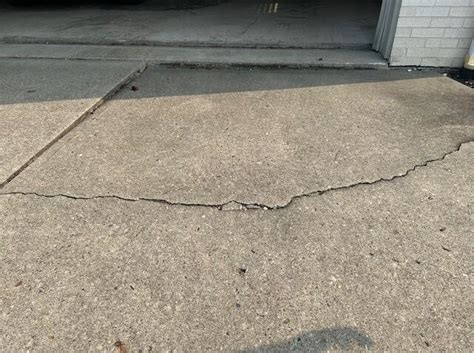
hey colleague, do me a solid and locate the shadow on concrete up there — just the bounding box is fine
[121,65,442,98]
[0,61,442,106]
[241,328,373,352]
[0,0,217,11]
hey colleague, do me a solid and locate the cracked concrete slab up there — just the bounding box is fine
[1,141,472,352]
[1,141,468,211]
[0,58,145,186]
[4,66,473,207]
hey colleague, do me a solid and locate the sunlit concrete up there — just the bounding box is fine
[5,66,473,207]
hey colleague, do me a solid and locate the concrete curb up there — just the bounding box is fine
[0,44,388,70]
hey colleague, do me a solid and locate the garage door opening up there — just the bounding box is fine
[0,0,388,51]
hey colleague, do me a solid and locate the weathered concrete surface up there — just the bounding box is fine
[0,0,380,49]
[5,67,473,207]
[1,141,473,352]
[0,44,388,69]
[0,58,144,186]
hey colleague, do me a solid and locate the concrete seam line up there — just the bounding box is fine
[0,37,373,50]
[0,57,388,70]
[1,139,472,211]
[0,62,148,190]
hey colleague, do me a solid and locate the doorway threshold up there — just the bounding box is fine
[0,44,388,69]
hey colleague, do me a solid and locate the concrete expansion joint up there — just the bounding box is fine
[0,62,148,190]
[1,140,472,211]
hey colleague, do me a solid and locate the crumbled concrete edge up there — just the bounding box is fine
[1,140,472,211]
[0,62,148,189]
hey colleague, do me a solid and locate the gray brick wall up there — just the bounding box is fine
[390,0,474,67]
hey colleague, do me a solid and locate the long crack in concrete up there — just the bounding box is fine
[1,139,472,211]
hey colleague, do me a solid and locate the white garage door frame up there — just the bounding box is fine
[373,0,402,59]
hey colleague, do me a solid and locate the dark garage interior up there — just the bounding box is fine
[0,0,383,49]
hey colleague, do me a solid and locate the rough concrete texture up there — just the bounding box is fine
[5,66,474,208]
[0,58,144,186]
[0,0,380,48]
[1,140,473,352]
[0,44,388,69]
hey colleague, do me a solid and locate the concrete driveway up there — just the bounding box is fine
[0,58,473,352]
